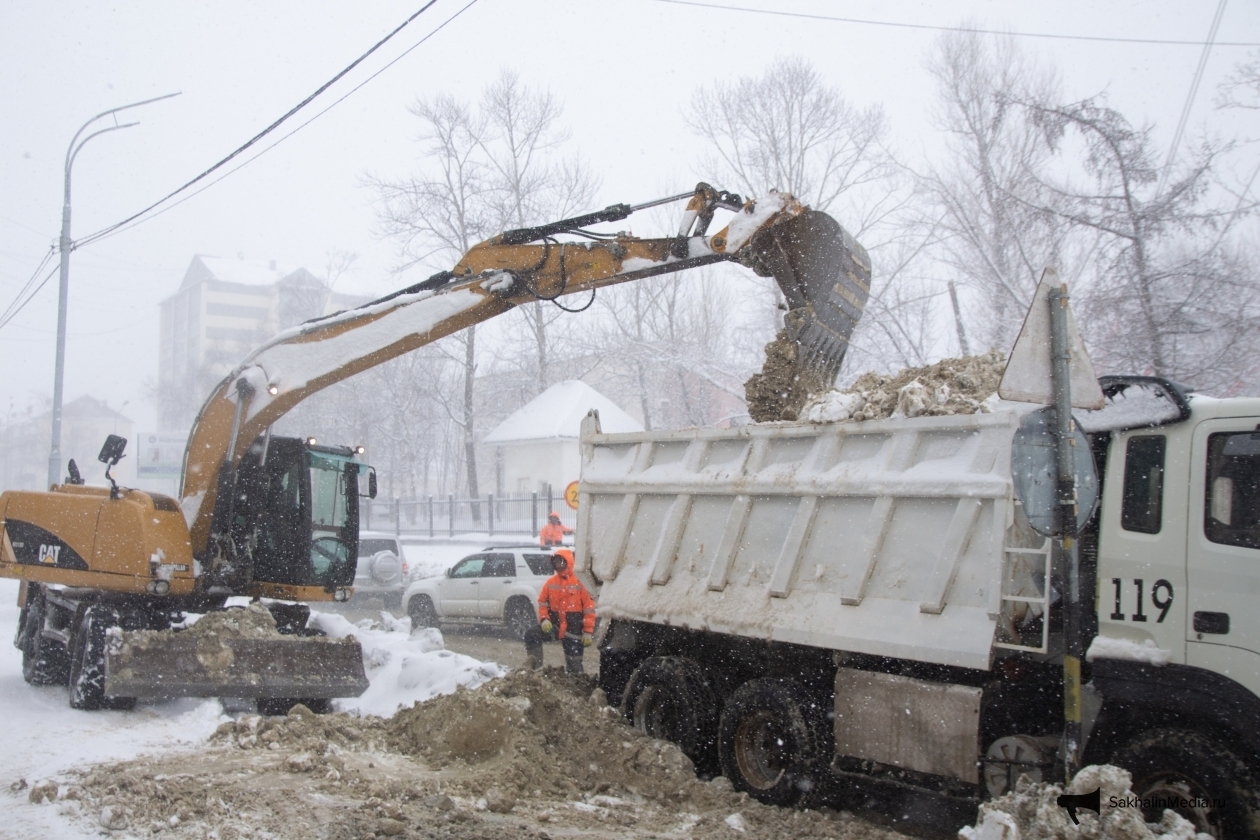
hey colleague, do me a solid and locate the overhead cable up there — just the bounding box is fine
[76,0,480,250]
[653,0,1260,47]
[73,1,443,250]
[1159,0,1229,195]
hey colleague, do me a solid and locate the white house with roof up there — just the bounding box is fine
[484,380,642,500]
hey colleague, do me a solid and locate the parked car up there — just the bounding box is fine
[353,531,408,607]
[401,545,556,639]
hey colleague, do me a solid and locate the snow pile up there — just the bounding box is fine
[801,349,1007,424]
[744,329,829,422]
[309,610,505,718]
[961,764,1211,840]
[61,669,908,840]
[1086,636,1172,667]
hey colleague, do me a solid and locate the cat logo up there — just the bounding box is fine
[38,544,61,565]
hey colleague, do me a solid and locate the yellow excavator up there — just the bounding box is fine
[1,184,870,711]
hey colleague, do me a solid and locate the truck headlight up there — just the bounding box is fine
[333,587,350,602]
[146,580,170,595]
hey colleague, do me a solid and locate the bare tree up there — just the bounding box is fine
[688,56,930,394]
[478,70,597,391]
[576,265,758,429]
[1022,97,1260,392]
[687,57,894,221]
[367,72,596,506]
[367,94,496,509]
[1216,49,1260,110]
[918,29,1069,353]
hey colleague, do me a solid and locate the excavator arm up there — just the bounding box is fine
[182,185,871,583]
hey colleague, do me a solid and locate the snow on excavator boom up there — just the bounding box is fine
[183,185,870,593]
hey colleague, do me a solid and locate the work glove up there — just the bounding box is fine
[540,619,553,634]
[581,633,593,647]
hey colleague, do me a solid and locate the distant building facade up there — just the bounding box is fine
[0,396,133,492]
[157,255,369,428]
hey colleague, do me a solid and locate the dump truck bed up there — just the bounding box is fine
[576,410,1044,670]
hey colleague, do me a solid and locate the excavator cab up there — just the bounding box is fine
[230,436,373,598]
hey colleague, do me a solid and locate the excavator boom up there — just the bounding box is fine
[183,186,871,578]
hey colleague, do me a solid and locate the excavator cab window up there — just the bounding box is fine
[234,437,365,590]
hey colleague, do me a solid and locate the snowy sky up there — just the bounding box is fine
[2,0,1258,433]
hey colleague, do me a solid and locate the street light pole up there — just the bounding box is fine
[47,92,179,488]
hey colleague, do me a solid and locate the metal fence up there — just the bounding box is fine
[361,491,576,538]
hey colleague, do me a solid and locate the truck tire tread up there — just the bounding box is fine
[1111,728,1260,840]
[718,678,828,808]
[621,656,719,770]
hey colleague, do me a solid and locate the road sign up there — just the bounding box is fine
[136,432,187,478]
[998,269,1105,409]
[564,481,580,510]
[1011,407,1099,536]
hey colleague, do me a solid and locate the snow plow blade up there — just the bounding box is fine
[103,633,370,700]
[745,209,871,382]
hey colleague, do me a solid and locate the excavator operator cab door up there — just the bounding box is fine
[236,437,366,591]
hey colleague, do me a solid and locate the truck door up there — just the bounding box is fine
[1187,419,1260,692]
[1095,430,1189,660]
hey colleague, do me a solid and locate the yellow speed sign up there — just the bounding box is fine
[564,480,580,510]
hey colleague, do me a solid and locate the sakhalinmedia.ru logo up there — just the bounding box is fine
[1109,794,1225,810]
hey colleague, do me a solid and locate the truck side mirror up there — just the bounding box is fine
[368,470,378,499]
[98,434,127,466]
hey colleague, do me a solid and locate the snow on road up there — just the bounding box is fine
[0,577,504,837]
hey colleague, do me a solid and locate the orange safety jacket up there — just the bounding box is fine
[539,521,573,547]
[537,558,595,638]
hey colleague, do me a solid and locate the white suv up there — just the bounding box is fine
[401,546,555,639]
[353,531,408,607]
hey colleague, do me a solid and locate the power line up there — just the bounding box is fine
[0,262,57,332]
[0,246,54,326]
[77,0,481,250]
[653,0,1260,47]
[1159,0,1228,195]
[73,0,442,250]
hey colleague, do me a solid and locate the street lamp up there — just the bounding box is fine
[47,92,179,488]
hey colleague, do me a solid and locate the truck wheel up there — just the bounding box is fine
[68,606,135,711]
[505,599,536,641]
[1112,729,1260,840]
[718,679,827,807]
[408,596,438,630]
[621,656,718,769]
[21,592,70,686]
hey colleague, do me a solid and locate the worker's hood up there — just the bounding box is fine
[552,548,574,575]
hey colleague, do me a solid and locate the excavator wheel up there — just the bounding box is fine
[69,605,136,711]
[20,588,70,687]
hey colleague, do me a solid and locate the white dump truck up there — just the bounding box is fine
[578,376,1260,838]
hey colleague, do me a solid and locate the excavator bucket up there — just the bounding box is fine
[743,209,871,382]
[104,631,369,701]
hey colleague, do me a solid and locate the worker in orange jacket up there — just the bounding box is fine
[524,548,595,674]
[539,511,573,548]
